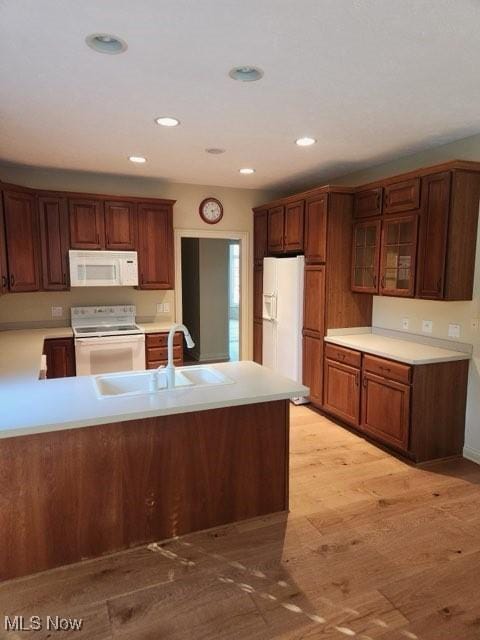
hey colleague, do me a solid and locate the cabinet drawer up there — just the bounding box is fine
[147,358,183,369]
[384,178,420,214]
[147,345,183,362]
[363,354,411,384]
[324,343,361,368]
[146,332,182,348]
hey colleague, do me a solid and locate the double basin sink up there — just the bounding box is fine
[94,365,233,398]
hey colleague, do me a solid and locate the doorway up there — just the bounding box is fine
[179,237,241,364]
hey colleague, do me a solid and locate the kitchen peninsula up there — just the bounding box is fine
[0,328,307,580]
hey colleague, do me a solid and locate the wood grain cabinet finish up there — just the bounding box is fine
[253,210,268,265]
[253,319,263,364]
[304,194,328,263]
[324,358,361,427]
[104,200,137,250]
[137,204,174,289]
[267,205,285,253]
[145,332,183,368]
[284,200,305,252]
[303,264,325,337]
[0,196,8,295]
[43,338,76,378]
[302,335,323,407]
[351,219,381,293]
[380,214,418,297]
[353,188,383,219]
[254,265,263,321]
[384,177,420,214]
[38,195,70,290]
[69,198,105,249]
[3,189,41,292]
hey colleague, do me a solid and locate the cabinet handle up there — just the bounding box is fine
[9,274,15,288]
[381,275,385,289]
[437,277,442,292]
[96,233,100,245]
[362,375,367,388]
[373,274,377,289]
[1,275,7,288]
[355,371,360,386]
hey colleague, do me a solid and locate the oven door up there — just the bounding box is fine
[75,335,146,376]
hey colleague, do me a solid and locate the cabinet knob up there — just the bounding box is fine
[1,275,7,288]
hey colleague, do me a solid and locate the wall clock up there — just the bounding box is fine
[199,197,223,224]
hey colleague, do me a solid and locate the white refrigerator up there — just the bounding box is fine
[262,256,307,404]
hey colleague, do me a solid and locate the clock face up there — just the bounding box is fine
[200,198,223,224]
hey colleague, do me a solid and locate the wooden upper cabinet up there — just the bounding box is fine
[104,200,137,250]
[267,206,285,253]
[38,195,70,290]
[303,264,325,337]
[253,265,263,321]
[3,189,41,292]
[353,188,383,219]
[304,194,328,263]
[416,172,451,300]
[384,178,420,214]
[380,214,418,297]
[69,198,105,249]
[0,195,8,295]
[351,219,381,293]
[253,210,268,265]
[137,203,174,289]
[284,200,304,252]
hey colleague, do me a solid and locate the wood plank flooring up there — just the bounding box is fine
[0,405,479,639]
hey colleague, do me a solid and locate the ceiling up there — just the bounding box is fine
[1,0,480,191]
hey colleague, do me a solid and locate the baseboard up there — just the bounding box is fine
[463,446,480,465]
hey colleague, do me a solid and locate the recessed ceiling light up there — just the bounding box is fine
[239,168,255,175]
[206,148,226,155]
[155,116,180,127]
[295,136,317,147]
[128,156,146,164]
[85,33,127,55]
[229,66,264,82]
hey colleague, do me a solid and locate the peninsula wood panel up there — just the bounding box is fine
[38,195,70,290]
[0,400,289,580]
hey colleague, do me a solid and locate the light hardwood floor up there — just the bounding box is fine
[1,405,479,639]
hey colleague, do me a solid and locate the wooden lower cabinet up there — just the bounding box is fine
[253,320,262,364]
[302,334,323,407]
[145,332,183,368]
[43,338,76,378]
[323,358,360,427]
[361,371,410,452]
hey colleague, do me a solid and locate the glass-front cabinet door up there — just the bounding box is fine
[352,219,381,293]
[380,215,418,297]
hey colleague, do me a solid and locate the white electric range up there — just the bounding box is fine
[71,305,145,376]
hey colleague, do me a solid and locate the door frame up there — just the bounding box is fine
[174,228,249,360]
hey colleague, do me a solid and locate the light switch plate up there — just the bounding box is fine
[448,323,461,338]
[51,306,63,318]
[156,303,164,313]
[163,302,170,313]
[402,318,409,330]
[422,320,433,334]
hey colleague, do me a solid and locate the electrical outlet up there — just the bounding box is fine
[51,306,63,318]
[402,318,409,331]
[422,320,433,334]
[156,303,164,313]
[448,323,461,338]
[163,302,170,314]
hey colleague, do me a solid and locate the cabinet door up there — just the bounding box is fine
[104,200,137,250]
[304,194,328,263]
[361,371,410,451]
[253,320,262,364]
[267,206,285,253]
[0,195,8,295]
[3,189,41,292]
[137,204,174,289]
[380,214,418,297]
[284,200,304,252]
[253,210,268,265]
[254,265,263,321]
[302,335,323,407]
[351,219,381,293]
[38,195,70,290]
[69,198,105,249]
[416,172,451,299]
[303,264,325,336]
[384,178,420,214]
[324,358,360,426]
[44,338,76,378]
[353,188,383,219]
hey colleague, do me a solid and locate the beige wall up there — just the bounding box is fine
[332,133,480,461]
[0,162,276,354]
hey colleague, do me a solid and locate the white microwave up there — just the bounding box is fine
[69,250,139,287]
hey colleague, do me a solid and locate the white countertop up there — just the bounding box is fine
[137,321,176,334]
[324,333,471,365]
[0,328,308,440]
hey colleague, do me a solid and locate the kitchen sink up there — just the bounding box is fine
[94,366,233,398]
